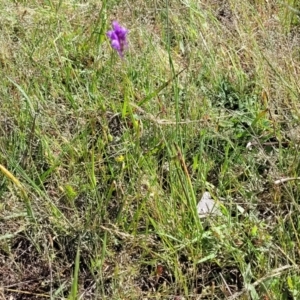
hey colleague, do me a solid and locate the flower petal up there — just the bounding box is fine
[112,21,121,31]
[111,40,120,51]
[107,31,117,40]
[117,28,128,40]
[107,21,128,58]
[112,21,128,40]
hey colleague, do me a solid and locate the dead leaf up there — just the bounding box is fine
[197,192,222,218]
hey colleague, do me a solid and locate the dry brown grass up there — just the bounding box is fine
[1,0,300,299]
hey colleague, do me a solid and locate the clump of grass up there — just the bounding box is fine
[1,0,300,299]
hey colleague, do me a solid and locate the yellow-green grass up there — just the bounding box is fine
[0,0,300,299]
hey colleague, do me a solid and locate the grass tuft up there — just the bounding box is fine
[1,0,300,299]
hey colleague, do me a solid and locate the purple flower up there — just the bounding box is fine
[106,21,128,58]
